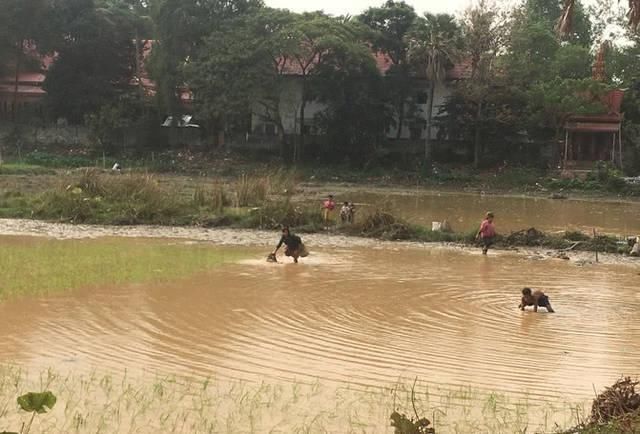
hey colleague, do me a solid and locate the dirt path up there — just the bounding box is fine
[1,218,636,267]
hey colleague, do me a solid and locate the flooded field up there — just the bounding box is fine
[338,190,640,235]
[0,233,638,432]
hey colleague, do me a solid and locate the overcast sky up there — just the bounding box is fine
[263,0,629,44]
[264,0,515,17]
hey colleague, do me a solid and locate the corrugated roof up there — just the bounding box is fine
[565,122,621,132]
[0,84,46,96]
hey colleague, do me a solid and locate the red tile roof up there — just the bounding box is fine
[274,50,470,79]
[0,83,46,96]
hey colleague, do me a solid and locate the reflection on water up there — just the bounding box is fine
[1,241,638,414]
[343,190,640,235]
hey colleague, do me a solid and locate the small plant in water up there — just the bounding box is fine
[391,379,436,434]
[1,391,57,434]
[390,411,435,434]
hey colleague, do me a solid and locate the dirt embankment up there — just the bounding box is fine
[1,218,637,267]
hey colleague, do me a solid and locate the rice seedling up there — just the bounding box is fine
[0,237,244,298]
[0,369,596,434]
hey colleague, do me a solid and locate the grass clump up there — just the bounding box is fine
[23,151,95,168]
[0,237,243,298]
[0,163,54,175]
[239,198,323,230]
[235,174,269,207]
[30,169,194,225]
[193,183,229,212]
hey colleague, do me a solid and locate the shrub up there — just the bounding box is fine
[193,183,229,212]
[235,174,269,207]
[32,171,191,224]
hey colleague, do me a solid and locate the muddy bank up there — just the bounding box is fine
[0,218,636,267]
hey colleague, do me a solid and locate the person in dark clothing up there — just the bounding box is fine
[519,287,555,313]
[272,226,306,263]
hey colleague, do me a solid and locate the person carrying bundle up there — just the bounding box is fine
[271,226,308,263]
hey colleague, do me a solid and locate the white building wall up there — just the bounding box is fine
[251,77,453,139]
[386,81,452,140]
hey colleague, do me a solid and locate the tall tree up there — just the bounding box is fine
[359,1,417,139]
[460,1,506,167]
[310,23,392,164]
[407,13,461,164]
[558,0,632,38]
[148,0,263,124]
[285,13,362,162]
[43,0,136,123]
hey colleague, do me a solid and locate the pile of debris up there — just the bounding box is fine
[504,227,546,246]
[561,377,640,433]
[591,377,640,425]
[360,211,412,240]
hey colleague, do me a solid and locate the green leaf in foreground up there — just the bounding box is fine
[17,391,57,414]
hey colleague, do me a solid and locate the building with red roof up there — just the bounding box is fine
[0,43,54,119]
[561,44,625,169]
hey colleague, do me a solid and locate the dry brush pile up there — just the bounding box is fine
[561,377,640,433]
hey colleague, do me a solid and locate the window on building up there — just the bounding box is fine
[264,123,277,136]
[409,120,426,140]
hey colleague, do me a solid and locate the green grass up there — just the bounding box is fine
[0,237,244,298]
[0,366,594,434]
[0,171,632,255]
[0,163,55,175]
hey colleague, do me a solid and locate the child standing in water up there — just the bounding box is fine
[340,201,351,223]
[519,287,555,313]
[476,212,496,254]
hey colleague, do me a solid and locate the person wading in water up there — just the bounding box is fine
[476,212,496,255]
[272,226,307,263]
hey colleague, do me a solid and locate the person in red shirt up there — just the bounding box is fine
[476,212,496,255]
[322,194,336,225]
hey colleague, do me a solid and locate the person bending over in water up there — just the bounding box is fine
[272,226,306,263]
[519,287,555,313]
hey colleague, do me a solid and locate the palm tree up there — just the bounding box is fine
[407,13,461,164]
[557,0,640,36]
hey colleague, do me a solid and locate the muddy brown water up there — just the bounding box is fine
[0,238,638,411]
[338,190,640,235]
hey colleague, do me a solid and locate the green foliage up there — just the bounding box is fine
[390,411,435,434]
[17,391,56,414]
[29,170,192,224]
[505,19,560,85]
[43,0,137,123]
[23,151,94,168]
[0,237,242,298]
[310,29,392,164]
[551,44,594,80]
[148,0,263,117]
[85,92,153,152]
[0,163,54,175]
[526,78,611,141]
[358,1,418,139]
[235,174,269,207]
[359,1,417,64]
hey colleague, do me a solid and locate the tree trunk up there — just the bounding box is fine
[424,81,436,163]
[296,72,312,164]
[298,98,306,164]
[473,101,482,168]
[395,101,404,140]
[12,41,22,123]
